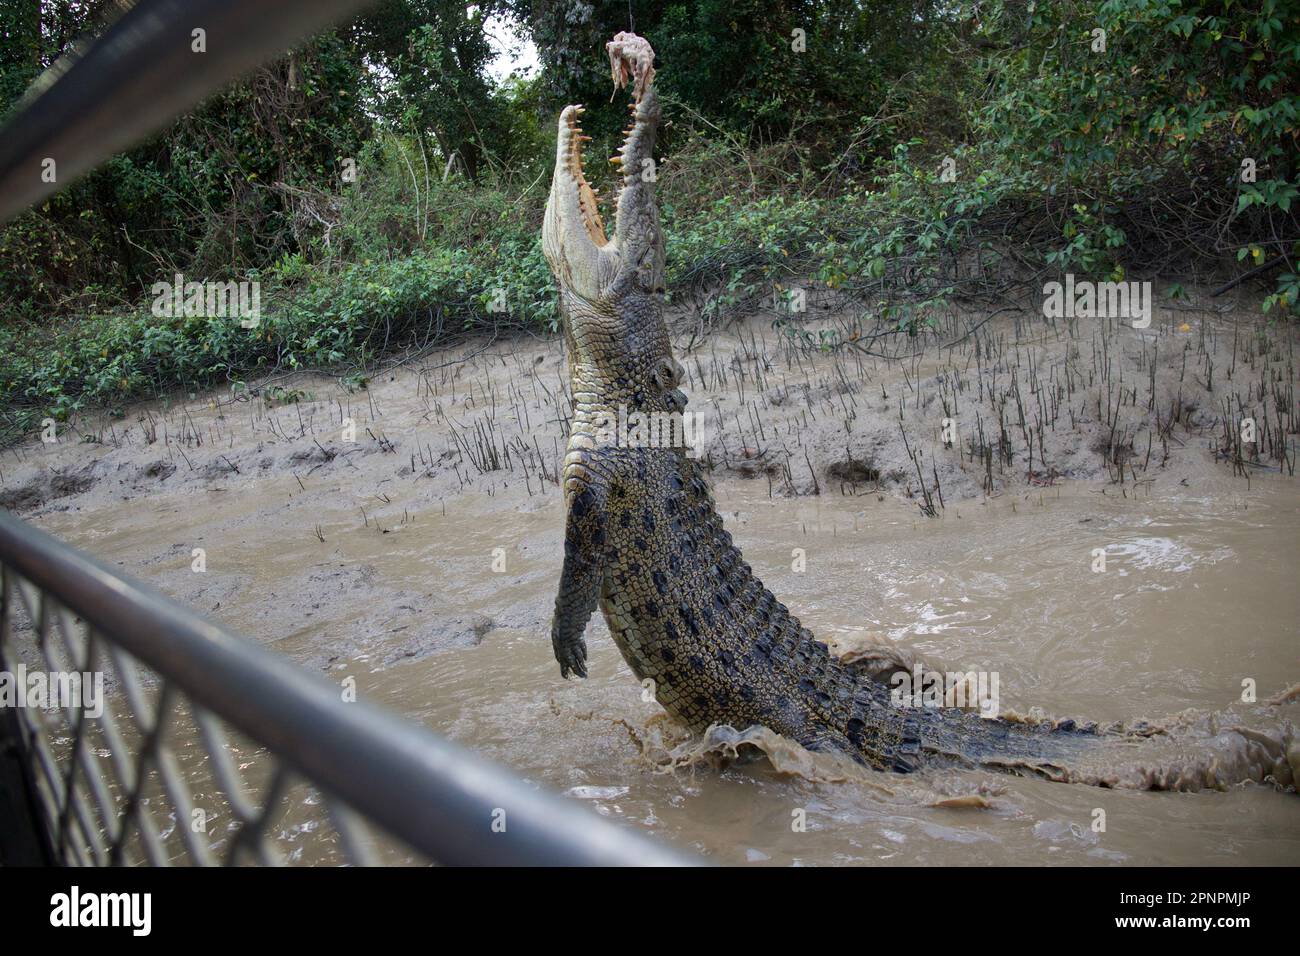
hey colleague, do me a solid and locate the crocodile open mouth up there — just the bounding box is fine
[561,106,607,246]
[560,32,657,248]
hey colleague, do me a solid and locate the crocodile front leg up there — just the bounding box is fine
[550,481,608,678]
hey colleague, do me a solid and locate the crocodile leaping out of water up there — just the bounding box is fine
[541,33,1296,792]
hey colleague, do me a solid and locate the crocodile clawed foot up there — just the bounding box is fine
[556,642,589,679]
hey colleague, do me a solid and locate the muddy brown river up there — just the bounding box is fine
[7,304,1299,864]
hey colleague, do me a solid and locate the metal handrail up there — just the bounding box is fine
[0,510,695,865]
[0,0,378,226]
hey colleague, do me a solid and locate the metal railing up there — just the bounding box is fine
[0,0,381,226]
[0,511,694,865]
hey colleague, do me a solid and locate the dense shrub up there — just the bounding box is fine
[0,0,1295,440]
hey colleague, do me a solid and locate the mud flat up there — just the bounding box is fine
[3,291,1297,864]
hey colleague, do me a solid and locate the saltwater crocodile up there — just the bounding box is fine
[542,33,1295,791]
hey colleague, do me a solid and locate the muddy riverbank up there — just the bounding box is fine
[3,291,1298,864]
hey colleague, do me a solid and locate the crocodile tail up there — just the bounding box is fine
[927,706,1298,792]
[943,714,1107,782]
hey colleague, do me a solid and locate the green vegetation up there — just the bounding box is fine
[0,0,1295,439]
